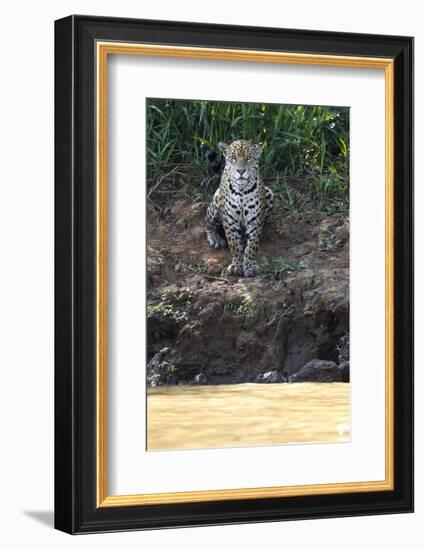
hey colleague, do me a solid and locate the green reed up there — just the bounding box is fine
[146,99,349,213]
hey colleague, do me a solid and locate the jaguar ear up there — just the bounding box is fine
[218,142,229,153]
[255,142,264,155]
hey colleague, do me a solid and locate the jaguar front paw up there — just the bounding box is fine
[206,231,227,249]
[226,261,244,276]
[243,260,260,278]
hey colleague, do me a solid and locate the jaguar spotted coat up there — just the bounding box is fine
[205,139,274,277]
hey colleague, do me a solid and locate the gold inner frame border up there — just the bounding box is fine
[96,42,395,508]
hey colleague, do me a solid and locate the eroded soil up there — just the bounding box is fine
[147,189,349,385]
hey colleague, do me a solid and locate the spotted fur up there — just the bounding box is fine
[205,139,274,277]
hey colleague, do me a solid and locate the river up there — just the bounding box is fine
[147,382,350,451]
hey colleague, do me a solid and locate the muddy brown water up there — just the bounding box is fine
[147,383,350,451]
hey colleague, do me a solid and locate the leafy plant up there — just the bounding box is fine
[221,294,254,318]
[147,289,194,323]
[259,257,310,280]
[319,225,343,251]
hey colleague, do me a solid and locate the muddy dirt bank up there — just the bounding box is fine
[147,192,349,386]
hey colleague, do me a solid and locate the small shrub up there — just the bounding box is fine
[221,294,254,318]
[319,226,342,251]
[147,289,194,323]
[259,257,309,280]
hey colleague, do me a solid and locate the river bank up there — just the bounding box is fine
[147,194,350,386]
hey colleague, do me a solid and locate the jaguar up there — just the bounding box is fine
[205,139,274,277]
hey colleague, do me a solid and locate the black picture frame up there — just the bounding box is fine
[55,14,414,534]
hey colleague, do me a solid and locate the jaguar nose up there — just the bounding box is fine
[237,168,246,177]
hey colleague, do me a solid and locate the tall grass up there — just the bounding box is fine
[146,98,349,213]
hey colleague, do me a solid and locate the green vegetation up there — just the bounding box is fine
[221,294,254,318]
[328,287,340,293]
[259,257,310,280]
[174,260,207,275]
[147,99,349,213]
[319,225,343,252]
[147,289,193,323]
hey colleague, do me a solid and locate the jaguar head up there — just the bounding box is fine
[218,139,263,186]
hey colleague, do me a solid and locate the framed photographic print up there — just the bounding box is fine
[54,15,413,534]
